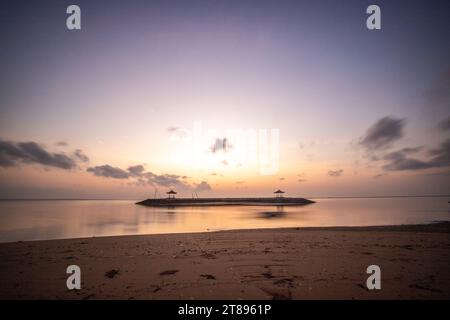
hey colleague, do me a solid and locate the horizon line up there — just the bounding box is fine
[0,194,449,201]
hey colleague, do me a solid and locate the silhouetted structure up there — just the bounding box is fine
[167,189,177,199]
[137,196,314,207]
[274,189,285,198]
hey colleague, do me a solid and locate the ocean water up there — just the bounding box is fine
[0,197,449,242]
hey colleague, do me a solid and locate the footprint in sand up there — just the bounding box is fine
[200,252,217,259]
[152,285,162,293]
[262,288,292,300]
[262,271,275,279]
[356,283,369,291]
[409,283,442,293]
[159,269,179,276]
[273,278,294,288]
[105,269,119,278]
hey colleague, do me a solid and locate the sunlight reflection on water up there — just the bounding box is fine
[0,197,448,242]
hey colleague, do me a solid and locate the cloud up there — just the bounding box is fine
[167,127,187,139]
[328,169,343,177]
[297,173,306,182]
[382,152,431,171]
[127,164,187,187]
[73,149,89,162]
[127,164,145,176]
[211,138,232,153]
[0,139,81,169]
[428,138,450,167]
[55,141,68,147]
[438,117,450,131]
[360,117,405,150]
[87,165,130,179]
[194,181,212,192]
[142,172,189,188]
[383,158,430,171]
[87,163,211,192]
[382,147,422,158]
[167,127,179,133]
[382,139,450,171]
[373,173,387,179]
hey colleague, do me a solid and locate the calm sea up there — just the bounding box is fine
[0,197,449,242]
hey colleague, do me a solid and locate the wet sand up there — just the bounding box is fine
[0,223,449,299]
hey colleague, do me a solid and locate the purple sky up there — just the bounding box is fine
[0,0,449,199]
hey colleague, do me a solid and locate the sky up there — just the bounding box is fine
[0,0,449,199]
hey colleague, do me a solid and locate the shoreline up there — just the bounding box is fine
[1,221,449,245]
[0,222,449,299]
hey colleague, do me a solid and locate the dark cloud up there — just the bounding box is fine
[142,172,189,188]
[382,153,431,171]
[360,117,405,150]
[87,165,130,179]
[438,117,450,131]
[55,141,68,147]
[379,147,423,166]
[86,161,213,191]
[382,139,450,171]
[73,149,89,162]
[0,139,79,169]
[428,138,450,167]
[125,164,187,188]
[86,163,210,191]
[194,181,212,192]
[384,146,423,156]
[127,164,145,176]
[328,169,343,177]
[211,138,232,153]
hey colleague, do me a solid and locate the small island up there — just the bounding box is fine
[136,189,315,207]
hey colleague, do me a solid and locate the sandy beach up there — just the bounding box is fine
[0,223,449,300]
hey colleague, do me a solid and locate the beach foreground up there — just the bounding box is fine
[0,223,449,299]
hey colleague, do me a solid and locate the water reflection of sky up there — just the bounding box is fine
[0,197,449,242]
